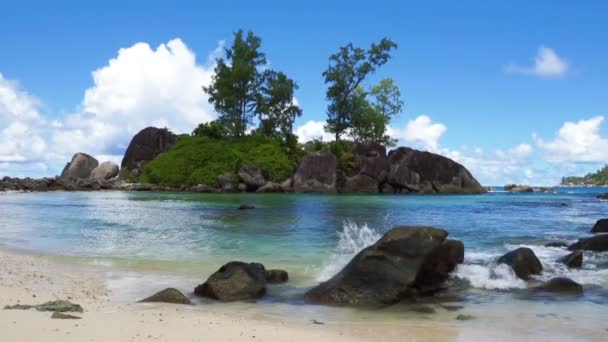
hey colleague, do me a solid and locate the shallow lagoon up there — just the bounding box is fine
[1,189,607,330]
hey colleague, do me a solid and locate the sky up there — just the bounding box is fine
[1,0,607,185]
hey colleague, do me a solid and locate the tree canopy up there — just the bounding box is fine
[322,38,402,145]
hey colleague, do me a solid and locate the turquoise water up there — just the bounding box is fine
[1,189,608,313]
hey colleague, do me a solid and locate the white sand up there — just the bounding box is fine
[0,248,605,342]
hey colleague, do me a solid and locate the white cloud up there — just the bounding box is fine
[295,120,334,142]
[0,74,49,174]
[0,38,219,177]
[57,38,217,159]
[534,116,608,163]
[505,46,569,78]
[390,115,447,152]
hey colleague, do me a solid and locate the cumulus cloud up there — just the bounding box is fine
[0,38,220,177]
[534,116,608,163]
[389,115,447,152]
[505,46,569,78]
[295,120,334,142]
[0,74,49,175]
[55,38,217,160]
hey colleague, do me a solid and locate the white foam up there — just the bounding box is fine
[454,263,527,290]
[316,220,381,281]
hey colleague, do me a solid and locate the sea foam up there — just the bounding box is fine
[316,220,381,282]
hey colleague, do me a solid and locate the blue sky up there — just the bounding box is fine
[1,0,607,185]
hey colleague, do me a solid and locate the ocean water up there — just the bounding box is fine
[1,188,608,327]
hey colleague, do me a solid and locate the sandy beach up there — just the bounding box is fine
[1,248,608,341]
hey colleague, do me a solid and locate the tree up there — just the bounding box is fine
[322,38,397,141]
[203,30,267,137]
[192,120,227,139]
[257,70,302,137]
[349,86,398,146]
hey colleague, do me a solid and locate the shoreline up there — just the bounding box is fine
[1,247,607,341]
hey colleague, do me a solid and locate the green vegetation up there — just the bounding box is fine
[561,165,608,185]
[139,134,298,187]
[323,38,401,144]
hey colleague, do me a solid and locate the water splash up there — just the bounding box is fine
[316,220,381,282]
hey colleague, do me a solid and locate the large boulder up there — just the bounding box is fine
[305,226,464,307]
[61,153,99,179]
[293,152,338,193]
[387,147,485,194]
[256,182,284,193]
[238,164,266,190]
[341,174,379,193]
[591,218,608,233]
[194,262,267,301]
[504,184,534,193]
[90,161,119,180]
[139,288,191,304]
[568,234,608,252]
[497,247,543,280]
[558,250,583,268]
[120,127,177,178]
[353,143,390,183]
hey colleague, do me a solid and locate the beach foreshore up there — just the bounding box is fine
[0,248,605,342]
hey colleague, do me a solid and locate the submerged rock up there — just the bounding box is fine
[534,277,583,294]
[591,218,608,233]
[265,269,289,284]
[596,193,608,200]
[544,241,569,248]
[568,234,608,252]
[238,204,255,210]
[5,300,83,313]
[558,250,583,268]
[139,288,191,304]
[61,153,99,179]
[194,262,267,301]
[305,226,464,307]
[497,247,543,280]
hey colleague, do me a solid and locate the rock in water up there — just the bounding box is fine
[51,312,82,319]
[238,164,266,191]
[545,241,569,248]
[558,250,583,268]
[120,127,177,178]
[139,288,191,304]
[568,234,608,252]
[293,152,338,193]
[305,226,464,307]
[534,277,583,294]
[591,218,608,233]
[194,262,267,301]
[265,269,289,284]
[387,147,485,194]
[61,153,99,179]
[90,161,119,180]
[497,247,543,280]
[238,204,255,210]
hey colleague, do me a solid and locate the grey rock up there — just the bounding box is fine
[497,247,543,280]
[568,234,608,252]
[534,277,583,294]
[558,250,583,268]
[139,288,191,304]
[591,218,608,233]
[194,262,267,301]
[238,164,266,190]
[265,269,288,284]
[90,161,119,180]
[294,152,338,193]
[61,153,99,179]
[120,127,177,179]
[341,174,379,193]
